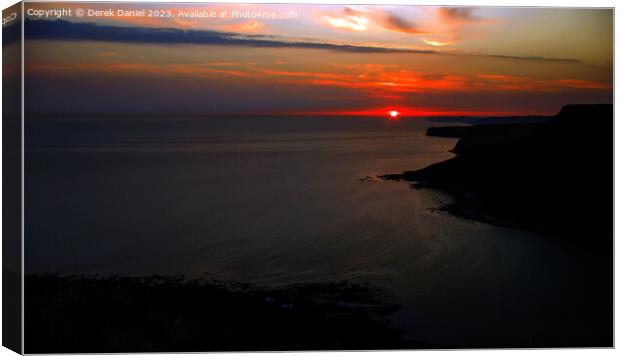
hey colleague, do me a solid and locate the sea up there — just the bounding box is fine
[24,115,611,348]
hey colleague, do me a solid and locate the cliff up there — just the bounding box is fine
[382,104,612,243]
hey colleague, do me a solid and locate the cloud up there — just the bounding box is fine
[382,12,424,34]
[26,60,469,100]
[477,73,611,91]
[322,7,370,31]
[481,54,580,63]
[25,19,433,54]
[25,19,580,63]
[430,7,493,46]
[438,7,484,24]
[30,56,607,107]
[221,20,265,32]
[422,38,451,47]
[27,57,611,117]
[321,6,424,34]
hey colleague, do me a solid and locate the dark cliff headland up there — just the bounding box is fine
[382,104,613,245]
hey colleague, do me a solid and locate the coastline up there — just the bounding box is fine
[381,175,539,233]
[380,104,613,244]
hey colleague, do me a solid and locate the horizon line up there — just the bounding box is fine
[25,112,560,119]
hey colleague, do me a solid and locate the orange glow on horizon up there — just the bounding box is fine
[291,106,556,117]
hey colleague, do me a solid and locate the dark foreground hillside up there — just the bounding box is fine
[383,104,613,245]
[25,275,430,353]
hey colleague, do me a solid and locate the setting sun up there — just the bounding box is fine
[388,110,400,119]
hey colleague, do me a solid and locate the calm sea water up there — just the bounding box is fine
[25,116,611,347]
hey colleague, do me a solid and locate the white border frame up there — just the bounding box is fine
[1,1,616,355]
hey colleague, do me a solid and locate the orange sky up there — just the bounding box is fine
[22,3,613,116]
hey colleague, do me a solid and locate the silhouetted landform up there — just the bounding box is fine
[383,104,612,243]
[426,115,551,125]
[426,123,545,143]
[25,275,434,353]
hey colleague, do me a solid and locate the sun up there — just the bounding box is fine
[388,110,400,119]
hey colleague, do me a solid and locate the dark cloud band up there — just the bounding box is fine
[25,19,580,63]
[25,19,434,54]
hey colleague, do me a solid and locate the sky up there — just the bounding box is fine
[21,3,613,116]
